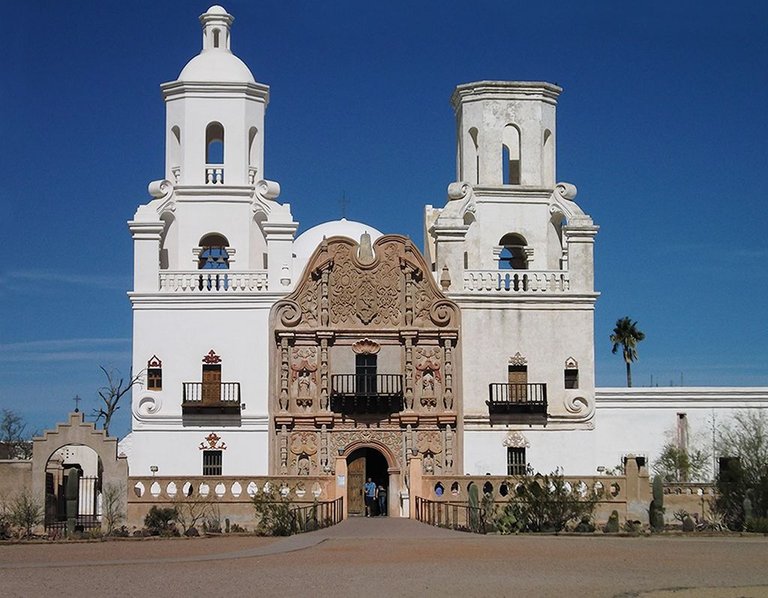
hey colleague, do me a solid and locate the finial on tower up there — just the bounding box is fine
[200,5,234,52]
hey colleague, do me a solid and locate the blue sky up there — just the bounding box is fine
[2,1,766,439]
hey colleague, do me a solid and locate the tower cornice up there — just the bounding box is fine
[161,80,270,104]
[451,80,562,111]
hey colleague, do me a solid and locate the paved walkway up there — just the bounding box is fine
[1,519,768,597]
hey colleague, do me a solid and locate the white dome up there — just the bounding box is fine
[178,51,255,83]
[293,218,383,262]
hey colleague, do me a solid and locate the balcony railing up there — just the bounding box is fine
[182,382,241,414]
[486,383,547,414]
[205,166,224,185]
[330,374,404,414]
[463,270,569,293]
[159,271,268,293]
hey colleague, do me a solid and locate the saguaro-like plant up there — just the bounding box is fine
[649,475,665,532]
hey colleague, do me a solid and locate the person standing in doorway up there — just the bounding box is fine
[364,477,376,517]
[377,484,387,516]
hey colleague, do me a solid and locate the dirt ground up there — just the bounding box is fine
[1,518,767,598]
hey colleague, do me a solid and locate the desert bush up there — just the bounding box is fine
[7,488,43,539]
[102,483,125,535]
[491,471,597,533]
[143,506,179,536]
[252,488,294,536]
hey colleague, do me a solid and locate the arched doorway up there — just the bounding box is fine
[44,444,103,534]
[346,447,389,516]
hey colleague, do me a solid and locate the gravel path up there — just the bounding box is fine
[1,519,767,597]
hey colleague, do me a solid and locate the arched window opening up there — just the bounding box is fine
[170,126,181,180]
[198,234,230,270]
[213,29,220,48]
[498,233,528,270]
[248,127,259,184]
[502,124,521,185]
[468,127,479,184]
[205,122,224,164]
[543,129,554,186]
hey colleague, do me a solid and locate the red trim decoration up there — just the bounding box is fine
[202,350,222,364]
[199,432,227,450]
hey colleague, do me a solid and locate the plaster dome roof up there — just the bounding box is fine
[293,218,383,262]
[206,5,228,14]
[178,51,255,83]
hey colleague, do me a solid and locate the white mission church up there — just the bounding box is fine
[119,6,767,508]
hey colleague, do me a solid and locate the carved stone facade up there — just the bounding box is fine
[269,234,462,477]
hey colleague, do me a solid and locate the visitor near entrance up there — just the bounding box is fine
[377,484,387,516]
[364,478,377,517]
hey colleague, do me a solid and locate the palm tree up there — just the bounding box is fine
[610,317,645,387]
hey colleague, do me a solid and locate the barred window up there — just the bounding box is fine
[147,368,162,390]
[203,450,222,476]
[507,447,526,476]
[564,368,579,389]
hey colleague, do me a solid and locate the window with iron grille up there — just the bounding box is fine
[202,450,222,476]
[147,368,162,390]
[564,367,579,389]
[507,447,526,476]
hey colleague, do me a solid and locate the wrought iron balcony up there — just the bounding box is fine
[330,374,404,414]
[486,383,547,414]
[182,382,241,414]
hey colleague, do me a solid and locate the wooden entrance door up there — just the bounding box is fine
[508,365,528,401]
[202,365,221,405]
[347,455,366,515]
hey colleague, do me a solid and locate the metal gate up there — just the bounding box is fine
[44,474,101,534]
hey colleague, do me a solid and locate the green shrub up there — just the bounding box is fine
[143,506,179,536]
[745,517,768,533]
[492,471,597,534]
[603,510,619,533]
[251,488,294,536]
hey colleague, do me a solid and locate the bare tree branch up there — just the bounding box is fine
[93,366,143,437]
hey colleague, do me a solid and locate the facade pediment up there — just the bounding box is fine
[273,235,460,333]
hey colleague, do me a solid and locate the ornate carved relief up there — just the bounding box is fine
[565,356,578,369]
[291,347,318,408]
[273,235,459,333]
[415,347,442,409]
[352,338,381,355]
[289,431,318,475]
[331,430,403,465]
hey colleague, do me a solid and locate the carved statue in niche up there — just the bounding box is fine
[289,432,318,475]
[415,347,442,409]
[296,453,310,476]
[423,451,441,474]
[291,347,318,408]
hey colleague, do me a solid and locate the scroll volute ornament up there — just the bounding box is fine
[352,338,380,355]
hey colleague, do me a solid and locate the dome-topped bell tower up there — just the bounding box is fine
[161,5,269,187]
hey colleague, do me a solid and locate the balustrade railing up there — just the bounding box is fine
[182,382,241,409]
[330,374,404,414]
[415,496,487,534]
[463,270,569,293]
[487,383,547,413]
[205,165,224,184]
[288,497,344,533]
[159,270,268,293]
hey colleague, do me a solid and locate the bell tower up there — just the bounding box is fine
[453,81,560,189]
[161,5,268,187]
[426,80,599,441]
